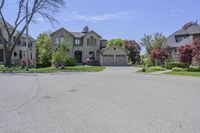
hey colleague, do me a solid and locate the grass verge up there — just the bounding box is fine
[0,66,106,73]
[165,71,200,77]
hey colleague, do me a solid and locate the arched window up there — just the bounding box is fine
[90,36,94,45]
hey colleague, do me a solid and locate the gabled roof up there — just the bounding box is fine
[50,27,75,37]
[163,35,193,48]
[71,32,85,38]
[163,22,200,48]
[51,27,102,39]
[86,30,102,38]
[0,18,35,41]
[173,23,200,36]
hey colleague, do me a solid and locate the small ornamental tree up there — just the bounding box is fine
[150,48,168,66]
[192,39,200,65]
[122,40,141,64]
[52,44,69,68]
[177,44,193,65]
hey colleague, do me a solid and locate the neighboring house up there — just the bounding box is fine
[0,20,36,67]
[50,26,128,66]
[163,22,200,61]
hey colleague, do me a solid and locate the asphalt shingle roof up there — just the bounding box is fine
[163,23,200,48]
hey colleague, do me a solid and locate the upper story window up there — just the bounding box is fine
[88,36,95,45]
[87,38,89,45]
[75,39,80,45]
[28,42,33,48]
[56,37,59,44]
[175,35,189,43]
[55,36,65,44]
[60,36,65,44]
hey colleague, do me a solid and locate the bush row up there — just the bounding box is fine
[165,62,189,69]
[172,66,200,72]
[141,66,165,72]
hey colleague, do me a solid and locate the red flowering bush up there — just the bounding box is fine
[192,40,200,65]
[150,48,168,65]
[21,59,31,68]
[177,44,193,65]
[150,48,168,60]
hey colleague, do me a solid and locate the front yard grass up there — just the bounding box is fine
[165,71,200,77]
[0,66,106,73]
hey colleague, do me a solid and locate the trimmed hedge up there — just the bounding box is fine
[165,62,189,69]
[140,66,165,73]
[172,67,186,72]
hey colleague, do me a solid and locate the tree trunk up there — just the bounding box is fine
[4,48,12,67]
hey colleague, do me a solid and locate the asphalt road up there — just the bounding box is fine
[0,67,200,133]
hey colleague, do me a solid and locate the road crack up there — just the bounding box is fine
[2,77,42,114]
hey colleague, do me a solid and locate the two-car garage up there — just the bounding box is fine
[99,45,128,66]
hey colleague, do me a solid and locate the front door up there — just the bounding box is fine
[74,51,82,63]
[0,49,4,62]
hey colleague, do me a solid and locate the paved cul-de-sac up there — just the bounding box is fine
[0,67,200,133]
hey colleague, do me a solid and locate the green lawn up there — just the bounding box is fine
[0,66,106,73]
[165,71,200,77]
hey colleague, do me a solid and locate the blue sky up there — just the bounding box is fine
[3,0,200,42]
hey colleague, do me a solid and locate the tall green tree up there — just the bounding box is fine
[36,33,52,66]
[107,38,124,47]
[140,33,166,54]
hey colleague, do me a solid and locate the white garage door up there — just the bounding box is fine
[102,55,114,66]
[116,55,127,66]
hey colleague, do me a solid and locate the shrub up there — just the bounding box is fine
[149,66,165,71]
[150,48,168,66]
[21,59,31,68]
[177,44,193,65]
[0,65,5,72]
[172,67,186,72]
[187,66,200,72]
[66,58,76,66]
[52,44,69,68]
[192,39,200,65]
[165,62,189,69]
[143,56,154,67]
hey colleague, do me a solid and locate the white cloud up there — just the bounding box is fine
[170,9,185,16]
[65,11,133,23]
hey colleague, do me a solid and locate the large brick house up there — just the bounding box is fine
[0,20,36,67]
[163,22,200,63]
[50,26,128,66]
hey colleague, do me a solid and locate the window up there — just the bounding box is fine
[0,38,3,44]
[90,36,95,45]
[31,52,32,60]
[87,38,90,45]
[95,39,97,45]
[28,43,33,48]
[14,52,17,57]
[60,36,65,44]
[56,37,59,44]
[89,51,95,60]
[0,49,4,62]
[75,39,80,45]
[21,41,26,47]
[19,50,22,59]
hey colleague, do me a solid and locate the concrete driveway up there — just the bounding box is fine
[0,67,200,133]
